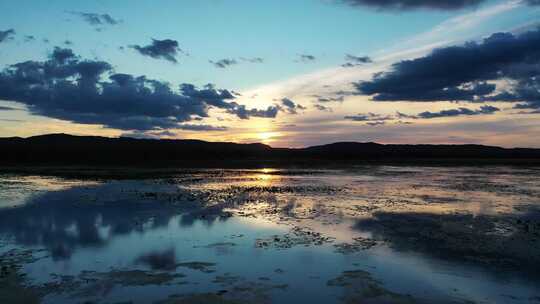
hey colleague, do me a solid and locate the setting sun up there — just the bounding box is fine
[257,132,278,142]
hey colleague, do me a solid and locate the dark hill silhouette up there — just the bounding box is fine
[1,133,539,166]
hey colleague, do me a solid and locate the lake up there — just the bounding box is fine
[1,166,539,304]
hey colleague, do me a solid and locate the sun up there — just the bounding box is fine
[258,132,274,141]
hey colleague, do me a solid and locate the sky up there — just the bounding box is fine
[0,0,540,148]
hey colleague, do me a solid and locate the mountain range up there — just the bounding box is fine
[1,133,539,166]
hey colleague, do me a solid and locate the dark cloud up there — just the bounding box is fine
[64,40,73,46]
[227,104,279,119]
[341,63,357,68]
[280,98,306,114]
[0,47,277,131]
[179,83,278,119]
[355,28,540,109]
[313,104,333,112]
[51,47,76,63]
[340,0,484,11]
[281,98,296,109]
[313,95,345,103]
[366,121,386,126]
[344,112,394,122]
[297,54,316,63]
[71,11,120,26]
[339,0,540,11]
[24,35,35,42]
[130,39,182,63]
[210,57,263,68]
[0,29,15,43]
[395,111,417,119]
[210,58,238,68]
[525,0,540,5]
[342,54,372,67]
[346,105,499,125]
[416,105,500,119]
[345,54,372,63]
[175,124,227,131]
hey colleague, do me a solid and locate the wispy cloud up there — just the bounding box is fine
[70,11,121,27]
[339,0,484,11]
[391,0,522,52]
[210,58,238,68]
[344,105,500,126]
[239,1,524,104]
[296,54,316,63]
[210,57,264,68]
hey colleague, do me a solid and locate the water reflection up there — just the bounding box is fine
[0,167,539,304]
[354,210,540,276]
[0,182,232,260]
[136,248,178,271]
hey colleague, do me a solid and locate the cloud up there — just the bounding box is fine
[345,54,373,63]
[210,57,264,68]
[70,11,120,27]
[346,105,499,125]
[175,124,227,131]
[210,58,238,68]
[339,0,540,11]
[313,95,346,103]
[355,28,540,108]
[24,35,35,42]
[297,54,316,63]
[0,106,17,111]
[366,121,386,126]
[240,57,264,63]
[313,104,333,112]
[0,47,277,131]
[121,125,226,138]
[227,104,279,119]
[120,131,163,139]
[130,39,182,63]
[397,1,521,51]
[237,1,521,106]
[416,105,500,119]
[342,54,373,67]
[339,0,485,11]
[0,29,15,43]
[344,112,394,122]
[280,98,306,114]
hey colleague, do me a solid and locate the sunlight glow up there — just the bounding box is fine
[257,132,280,143]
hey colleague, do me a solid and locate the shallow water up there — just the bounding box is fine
[0,166,539,303]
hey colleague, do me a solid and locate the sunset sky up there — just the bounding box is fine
[1,0,539,147]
